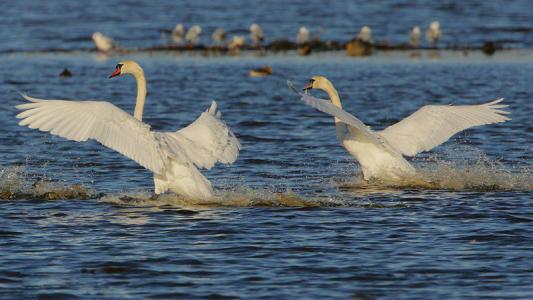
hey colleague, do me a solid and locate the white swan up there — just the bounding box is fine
[92,32,114,53]
[289,77,510,181]
[426,21,441,46]
[16,61,241,200]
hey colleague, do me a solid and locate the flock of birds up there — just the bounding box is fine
[91,21,444,54]
[16,60,510,200]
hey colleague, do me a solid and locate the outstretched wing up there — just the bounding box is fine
[162,101,241,169]
[378,99,511,156]
[287,81,397,153]
[16,94,167,174]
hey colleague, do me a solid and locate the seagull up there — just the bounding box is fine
[185,25,202,45]
[212,28,226,44]
[172,24,185,45]
[229,35,245,50]
[357,26,373,43]
[296,26,310,44]
[426,21,441,47]
[410,26,421,47]
[289,77,510,181]
[92,32,114,53]
[250,23,264,45]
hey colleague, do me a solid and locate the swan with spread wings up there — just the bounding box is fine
[16,61,241,200]
[289,77,510,181]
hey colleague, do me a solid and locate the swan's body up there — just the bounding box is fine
[426,21,441,46]
[172,24,185,44]
[16,61,241,200]
[250,23,264,45]
[291,77,510,181]
[410,26,421,47]
[296,27,310,44]
[92,32,114,52]
[357,26,373,43]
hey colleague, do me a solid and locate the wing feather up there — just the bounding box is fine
[16,94,167,174]
[287,81,398,154]
[378,99,511,156]
[162,101,241,169]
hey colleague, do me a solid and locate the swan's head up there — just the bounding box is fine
[109,60,143,78]
[302,76,334,92]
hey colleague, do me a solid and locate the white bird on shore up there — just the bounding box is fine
[426,21,441,46]
[296,26,310,44]
[290,77,510,181]
[229,35,245,50]
[186,25,202,45]
[250,23,264,45]
[172,24,185,44]
[357,26,373,43]
[212,28,226,44]
[410,26,421,47]
[16,61,241,200]
[92,32,114,53]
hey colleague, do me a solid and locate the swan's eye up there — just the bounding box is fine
[309,79,315,83]
[116,64,123,69]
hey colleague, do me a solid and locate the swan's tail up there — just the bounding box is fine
[207,100,222,118]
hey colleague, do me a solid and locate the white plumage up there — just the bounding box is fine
[410,26,421,47]
[357,26,373,43]
[426,21,441,46]
[16,61,241,200]
[250,23,264,44]
[296,26,310,44]
[290,77,510,181]
[172,24,185,44]
[92,32,114,52]
[185,25,202,45]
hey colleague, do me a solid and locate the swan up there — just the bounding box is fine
[410,26,421,47]
[426,21,441,47]
[296,27,310,44]
[92,32,114,53]
[172,24,185,45]
[289,77,510,181]
[357,26,373,43]
[185,25,202,45]
[250,23,264,45]
[16,61,241,200]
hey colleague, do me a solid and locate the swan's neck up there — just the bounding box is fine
[321,82,343,125]
[132,69,147,121]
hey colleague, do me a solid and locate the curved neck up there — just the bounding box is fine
[321,82,342,109]
[132,69,146,121]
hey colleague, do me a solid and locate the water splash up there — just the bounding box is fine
[0,166,94,200]
[98,186,340,208]
[337,146,532,192]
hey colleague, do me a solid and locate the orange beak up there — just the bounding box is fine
[109,67,121,78]
[303,82,313,91]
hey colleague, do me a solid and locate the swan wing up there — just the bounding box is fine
[162,101,241,169]
[378,99,511,156]
[16,94,167,174]
[288,81,396,152]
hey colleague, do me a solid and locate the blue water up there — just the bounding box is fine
[1,1,533,299]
